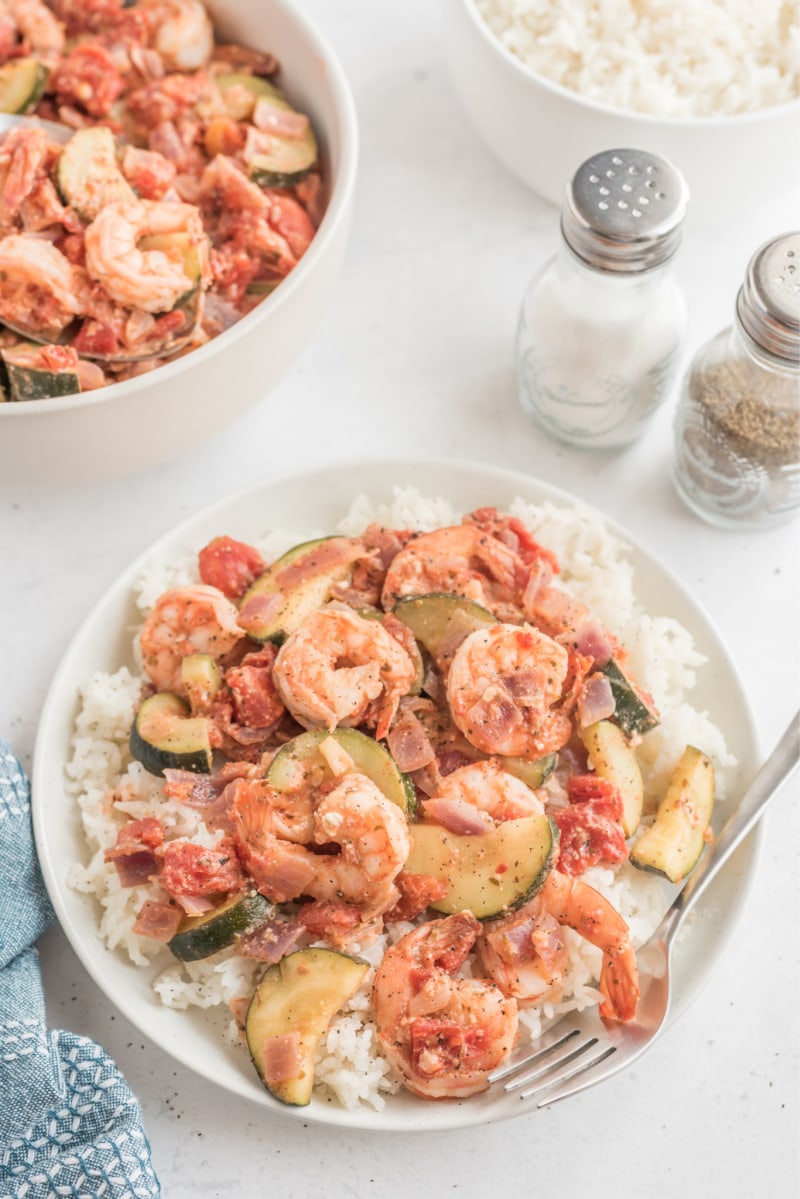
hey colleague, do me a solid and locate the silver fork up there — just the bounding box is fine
[488,710,800,1108]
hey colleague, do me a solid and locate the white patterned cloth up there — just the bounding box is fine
[0,742,161,1198]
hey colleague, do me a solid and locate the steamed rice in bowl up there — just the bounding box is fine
[474,0,800,117]
[65,487,736,1113]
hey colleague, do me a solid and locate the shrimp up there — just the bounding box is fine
[0,127,49,225]
[231,772,410,915]
[0,235,84,331]
[381,521,523,615]
[372,911,518,1098]
[84,199,210,313]
[8,0,65,54]
[446,622,573,758]
[477,871,640,1021]
[139,583,244,692]
[146,0,214,72]
[273,605,416,740]
[423,758,544,830]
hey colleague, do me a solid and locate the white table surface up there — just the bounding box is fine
[2,2,799,1195]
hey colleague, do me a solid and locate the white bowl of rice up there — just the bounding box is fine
[0,0,358,485]
[442,0,800,224]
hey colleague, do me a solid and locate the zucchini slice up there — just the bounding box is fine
[391,593,495,670]
[169,891,272,962]
[216,71,282,119]
[502,753,557,791]
[180,653,222,714]
[138,230,205,291]
[404,814,558,920]
[630,745,715,883]
[129,691,212,777]
[0,342,80,402]
[581,720,644,837]
[238,536,357,644]
[57,127,136,222]
[0,57,48,114]
[599,659,660,736]
[216,71,317,187]
[267,727,416,817]
[246,947,369,1106]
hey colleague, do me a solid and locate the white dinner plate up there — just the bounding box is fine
[33,457,760,1131]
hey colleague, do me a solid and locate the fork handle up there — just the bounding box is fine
[659,710,800,943]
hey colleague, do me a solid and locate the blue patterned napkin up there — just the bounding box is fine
[0,742,161,1198]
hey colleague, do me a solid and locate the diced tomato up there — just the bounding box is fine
[385,872,449,922]
[198,535,265,600]
[554,775,628,875]
[566,775,622,805]
[50,43,125,118]
[132,899,182,942]
[161,837,246,897]
[410,1018,490,1075]
[38,344,80,372]
[113,816,165,851]
[296,899,363,939]
[150,309,188,339]
[225,646,284,730]
[73,321,119,357]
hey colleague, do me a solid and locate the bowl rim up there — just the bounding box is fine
[456,0,800,128]
[0,0,359,419]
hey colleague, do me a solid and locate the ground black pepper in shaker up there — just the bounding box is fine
[672,232,800,530]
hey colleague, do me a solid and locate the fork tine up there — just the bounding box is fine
[503,1034,604,1094]
[523,1043,618,1104]
[487,1025,582,1085]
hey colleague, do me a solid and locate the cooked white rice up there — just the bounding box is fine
[66,488,736,1110]
[475,0,800,117]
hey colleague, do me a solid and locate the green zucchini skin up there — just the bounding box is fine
[129,691,212,777]
[405,813,558,920]
[267,727,416,818]
[1,343,81,402]
[599,660,660,736]
[168,891,272,961]
[391,593,495,663]
[630,745,715,883]
[580,720,644,837]
[216,71,318,188]
[238,537,356,644]
[502,753,557,791]
[246,948,369,1106]
[0,57,48,114]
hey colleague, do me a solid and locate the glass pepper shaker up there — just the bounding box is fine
[517,148,689,450]
[672,232,800,530]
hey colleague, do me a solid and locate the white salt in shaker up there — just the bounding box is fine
[517,148,689,449]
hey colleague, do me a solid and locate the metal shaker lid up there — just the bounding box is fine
[562,148,689,273]
[736,232,800,364]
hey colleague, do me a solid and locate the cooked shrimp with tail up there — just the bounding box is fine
[373,911,518,1098]
[477,870,640,1021]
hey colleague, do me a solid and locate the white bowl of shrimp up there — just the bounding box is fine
[0,0,358,483]
[32,457,761,1129]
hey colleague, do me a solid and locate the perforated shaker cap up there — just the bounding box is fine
[736,232,800,364]
[561,148,689,273]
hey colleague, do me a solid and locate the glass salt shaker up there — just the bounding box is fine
[517,148,689,449]
[672,232,800,530]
